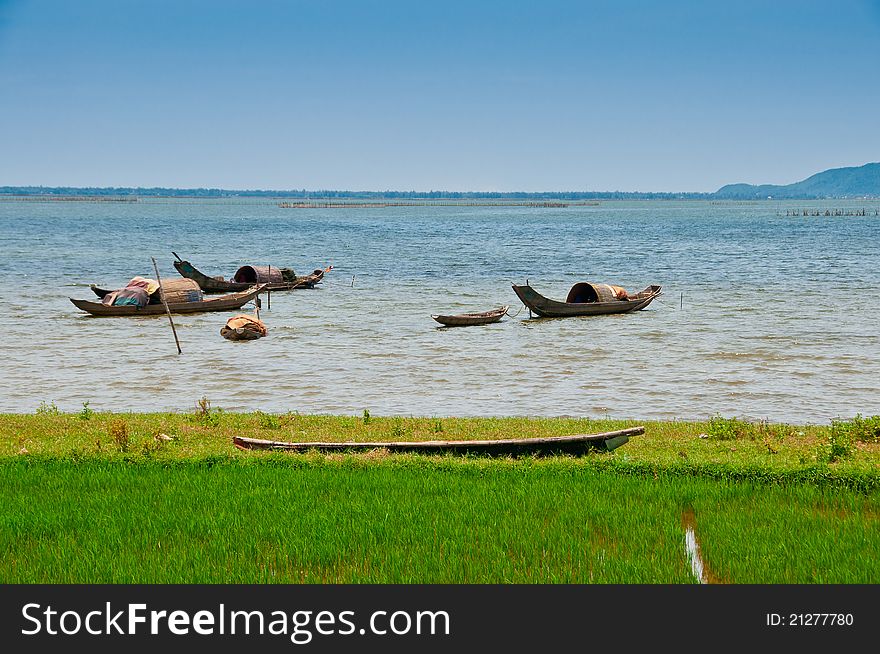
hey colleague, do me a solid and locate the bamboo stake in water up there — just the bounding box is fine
[151,257,182,355]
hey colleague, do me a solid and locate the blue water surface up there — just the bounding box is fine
[0,198,877,423]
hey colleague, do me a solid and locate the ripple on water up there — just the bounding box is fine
[3,200,879,422]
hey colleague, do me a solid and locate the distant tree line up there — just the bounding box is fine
[0,186,713,200]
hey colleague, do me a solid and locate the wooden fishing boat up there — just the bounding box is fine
[172,253,329,293]
[233,426,643,456]
[432,305,509,327]
[512,281,661,318]
[71,285,266,316]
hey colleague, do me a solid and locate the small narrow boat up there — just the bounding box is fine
[172,253,330,293]
[71,285,266,316]
[512,281,661,318]
[233,426,643,456]
[431,305,509,327]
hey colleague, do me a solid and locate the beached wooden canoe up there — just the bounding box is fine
[71,285,266,316]
[232,426,643,456]
[432,305,509,327]
[172,253,329,292]
[512,282,661,318]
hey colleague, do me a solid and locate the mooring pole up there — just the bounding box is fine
[151,257,182,355]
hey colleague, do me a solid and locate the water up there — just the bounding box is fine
[682,510,708,584]
[1,198,878,424]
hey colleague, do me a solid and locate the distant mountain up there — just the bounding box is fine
[714,162,880,199]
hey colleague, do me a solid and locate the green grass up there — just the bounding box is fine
[1,411,878,583]
[2,456,878,584]
[3,411,879,473]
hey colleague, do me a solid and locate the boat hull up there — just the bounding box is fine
[71,286,265,316]
[173,259,326,293]
[512,284,661,318]
[432,305,509,327]
[233,427,644,456]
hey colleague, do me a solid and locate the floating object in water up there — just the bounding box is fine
[221,314,268,341]
[431,305,509,327]
[512,281,661,318]
[71,285,265,316]
[172,252,330,293]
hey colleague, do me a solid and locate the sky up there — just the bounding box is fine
[0,0,879,192]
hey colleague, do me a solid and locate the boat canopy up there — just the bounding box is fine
[233,265,293,284]
[158,278,203,303]
[565,282,619,304]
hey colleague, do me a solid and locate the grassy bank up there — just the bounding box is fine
[1,411,878,583]
[3,409,879,473]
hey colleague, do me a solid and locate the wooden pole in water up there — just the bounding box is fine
[151,256,182,355]
[526,278,532,318]
[680,292,683,310]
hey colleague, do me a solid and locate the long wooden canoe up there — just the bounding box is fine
[432,305,509,327]
[172,254,328,293]
[512,283,661,318]
[233,426,643,456]
[71,285,266,316]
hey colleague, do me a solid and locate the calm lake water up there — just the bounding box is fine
[1,198,878,424]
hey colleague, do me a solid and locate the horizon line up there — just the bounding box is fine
[0,185,708,192]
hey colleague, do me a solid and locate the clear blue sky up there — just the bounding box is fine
[1,0,878,191]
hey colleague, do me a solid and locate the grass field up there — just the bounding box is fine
[1,410,878,583]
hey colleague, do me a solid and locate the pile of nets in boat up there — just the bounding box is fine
[221,314,268,340]
[101,277,160,308]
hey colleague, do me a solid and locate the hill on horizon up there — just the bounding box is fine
[714,162,880,199]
